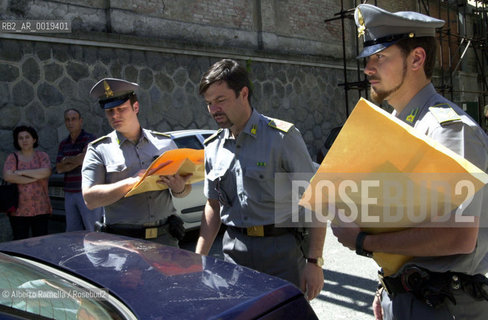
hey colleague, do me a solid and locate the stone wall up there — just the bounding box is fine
[0,37,347,166]
[0,0,485,170]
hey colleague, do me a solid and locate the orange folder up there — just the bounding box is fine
[299,98,488,275]
[125,148,205,197]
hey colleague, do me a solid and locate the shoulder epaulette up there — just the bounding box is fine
[89,135,110,146]
[267,118,294,133]
[151,131,171,138]
[204,129,223,145]
[429,104,461,125]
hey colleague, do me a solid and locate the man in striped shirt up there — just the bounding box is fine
[56,108,103,231]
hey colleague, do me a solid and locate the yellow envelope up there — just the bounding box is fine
[300,98,488,276]
[125,148,205,197]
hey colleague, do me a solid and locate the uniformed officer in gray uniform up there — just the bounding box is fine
[194,59,327,301]
[82,78,192,247]
[331,4,488,320]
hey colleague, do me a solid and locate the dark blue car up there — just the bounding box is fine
[0,232,318,319]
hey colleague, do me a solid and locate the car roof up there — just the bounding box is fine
[164,129,216,138]
[0,232,313,320]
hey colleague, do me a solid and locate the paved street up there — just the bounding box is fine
[181,223,379,320]
[310,223,378,319]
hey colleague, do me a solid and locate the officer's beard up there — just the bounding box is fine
[369,59,407,105]
[213,112,233,129]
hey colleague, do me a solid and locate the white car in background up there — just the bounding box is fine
[164,129,216,231]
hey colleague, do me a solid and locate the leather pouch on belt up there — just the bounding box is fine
[168,214,186,241]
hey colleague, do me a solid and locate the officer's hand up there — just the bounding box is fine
[126,169,146,188]
[134,169,146,178]
[301,262,324,300]
[158,173,193,193]
[372,290,383,320]
[330,220,360,251]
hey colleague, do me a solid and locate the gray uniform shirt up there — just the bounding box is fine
[204,109,315,227]
[393,83,488,275]
[82,128,178,225]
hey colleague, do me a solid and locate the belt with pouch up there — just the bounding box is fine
[378,266,488,306]
[228,225,295,237]
[103,223,167,240]
[378,267,426,296]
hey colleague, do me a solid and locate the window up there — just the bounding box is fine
[173,136,203,149]
[0,253,132,320]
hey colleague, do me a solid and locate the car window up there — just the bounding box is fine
[202,134,212,140]
[0,254,129,320]
[173,136,203,149]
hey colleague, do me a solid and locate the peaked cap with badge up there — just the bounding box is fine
[90,78,139,109]
[354,4,445,59]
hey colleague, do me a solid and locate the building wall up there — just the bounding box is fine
[0,0,484,167]
[0,37,347,164]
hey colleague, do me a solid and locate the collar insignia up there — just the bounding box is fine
[251,124,257,135]
[406,108,419,123]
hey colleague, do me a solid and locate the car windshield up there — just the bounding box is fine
[0,253,127,320]
[173,136,203,149]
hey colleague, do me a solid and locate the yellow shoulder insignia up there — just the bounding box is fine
[89,135,110,146]
[151,131,171,138]
[429,104,461,125]
[204,129,223,145]
[268,118,294,133]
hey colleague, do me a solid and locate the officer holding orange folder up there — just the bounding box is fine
[82,78,191,246]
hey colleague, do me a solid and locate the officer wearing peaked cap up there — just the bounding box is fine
[331,4,488,320]
[90,78,140,109]
[354,4,444,59]
[194,59,327,301]
[82,78,192,246]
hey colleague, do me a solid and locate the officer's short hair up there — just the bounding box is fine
[64,108,82,119]
[395,37,438,79]
[199,59,253,100]
[13,125,39,150]
[129,93,138,106]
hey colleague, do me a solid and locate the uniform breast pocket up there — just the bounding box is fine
[245,168,275,203]
[105,163,128,183]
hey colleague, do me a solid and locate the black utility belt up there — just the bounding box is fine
[103,223,167,240]
[379,266,488,307]
[228,225,295,237]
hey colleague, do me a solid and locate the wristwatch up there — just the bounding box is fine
[356,231,373,258]
[306,257,324,267]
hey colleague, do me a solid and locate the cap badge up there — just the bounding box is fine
[357,8,366,38]
[103,81,114,98]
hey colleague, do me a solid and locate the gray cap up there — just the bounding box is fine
[90,78,139,109]
[355,4,445,59]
